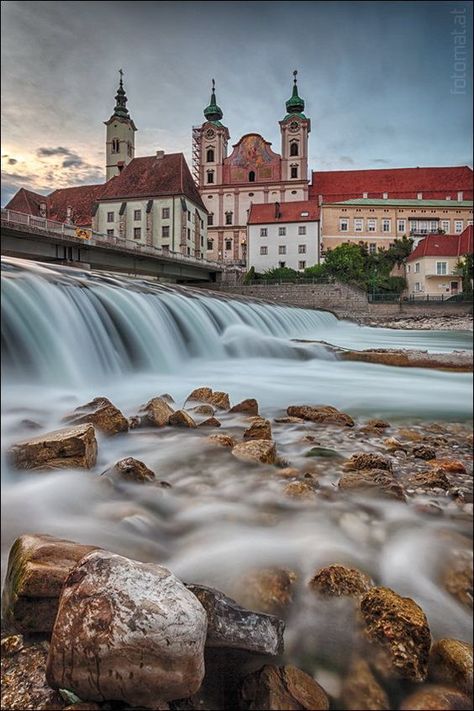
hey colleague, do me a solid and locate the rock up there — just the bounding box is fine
[339,658,389,710]
[185,387,230,410]
[305,446,343,458]
[139,396,174,427]
[186,386,213,403]
[197,416,221,428]
[64,704,102,711]
[46,550,207,706]
[429,459,467,474]
[234,568,296,617]
[384,437,407,452]
[340,348,473,372]
[62,397,128,436]
[229,399,259,416]
[440,550,473,607]
[343,452,393,472]
[1,634,24,657]
[413,444,437,460]
[287,405,354,427]
[338,469,406,501]
[159,393,175,404]
[308,565,373,598]
[128,415,142,429]
[100,457,155,483]
[429,639,473,696]
[366,419,391,430]
[399,685,472,710]
[209,391,230,410]
[402,469,451,492]
[169,409,197,428]
[1,534,97,634]
[208,433,236,448]
[283,481,316,499]
[186,584,284,656]
[232,440,277,465]
[360,586,432,682]
[274,416,305,424]
[276,467,301,478]
[1,639,64,710]
[238,664,330,710]
[189,404,215,416]
[8,424,97,471]
[243,417,272,441]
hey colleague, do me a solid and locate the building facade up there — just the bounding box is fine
[193,73,311,264]
[247,200,320,272]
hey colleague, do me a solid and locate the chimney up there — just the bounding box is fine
[66,205,73,224]
[156,150,165,159]
[39,202,47,218]
[274,201,280,219]
[458,191,463,201]
[318,194,323,206]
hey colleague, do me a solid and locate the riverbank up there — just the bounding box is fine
[358,313,473,331]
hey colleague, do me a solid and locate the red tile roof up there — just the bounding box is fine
[407,225,473,261]
[47,184,105,226]
[5,188,48,216]
[310,166,473,202]
[99,154,206,210]
[248,200,319,224]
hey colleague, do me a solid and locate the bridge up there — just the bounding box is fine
[0,209,224,282]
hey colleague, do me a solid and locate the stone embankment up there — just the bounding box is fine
[2,387,473,710]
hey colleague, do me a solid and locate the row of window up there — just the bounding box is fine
[206,165,299,184]
[257,253,307,270]
[339,218,467,234]
[259,225,307,236]
[259,244,307,255]
[409,262,450,275]
[107,207,171,223]
[107,226,204,242]
[205,142,299,165]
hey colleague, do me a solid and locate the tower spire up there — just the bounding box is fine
[204,78,223,122]
[113,68,130,119]
[285,69,305,115]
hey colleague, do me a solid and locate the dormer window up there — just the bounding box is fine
[206,148,215,163]
[248,171,256,182]
[290,142,299,156]
[301,211,309,217]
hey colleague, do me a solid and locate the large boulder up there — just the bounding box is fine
[308,564,373,598]
[1,638,64,711]
[139,397,174,427]
[232,440,277,465]
[8,424,97,471]
[238,665,330,710]
[62,397,128,436]
[360,586,432,682]
[429,639,473,696]
[186,584,284,656]
[100,457,155,484]
[229,399,259,416]
[46,550,207,706]
[1,534,98,635]
[243,417,272,441]
[286,405,354,427]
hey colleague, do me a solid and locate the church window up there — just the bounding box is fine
[208,213,214,226]
[206,148,215,163]
[162,226,170,238]
[187,228,191,239]
[248,171,256,182]
[290,165,298,179]
[162,207,170,219]
[290,142,299,157]
[134,210,141,221]
[225,239,232,250]
[225,211,233,225]
[111,138,120,153]
[107,212,114,222]
[207,170,214,184]
[134,227,141,240]
[207,239,214,250]
[260,246,268,255]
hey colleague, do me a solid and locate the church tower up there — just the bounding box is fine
[197,80,229,188]
[104,70,137,181]
[280,71,310,183]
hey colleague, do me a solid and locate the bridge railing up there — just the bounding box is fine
[1,208,223,269]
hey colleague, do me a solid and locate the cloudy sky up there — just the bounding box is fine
[1,0,472,205]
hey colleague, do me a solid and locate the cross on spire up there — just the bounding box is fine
[293,69,298,84]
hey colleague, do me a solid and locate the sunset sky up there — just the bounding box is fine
[1,0,472,205]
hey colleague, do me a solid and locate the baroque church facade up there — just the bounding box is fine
[193,73,311,263]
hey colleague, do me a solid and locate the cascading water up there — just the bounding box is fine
[1,256,473,691]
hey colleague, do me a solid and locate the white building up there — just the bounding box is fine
[247,200,320,272]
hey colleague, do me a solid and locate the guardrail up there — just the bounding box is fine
[243,277,333,286]
[1,208,223,270]
[368,292,473,303]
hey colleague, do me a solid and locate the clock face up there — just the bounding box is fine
[289,120,300,133]
[205,128,215,139]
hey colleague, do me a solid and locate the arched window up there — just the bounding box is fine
[248,171,256,182]
[290,142,299,156]
[225,211,233,225]
[290,164,298,179]
[206,148,215,163]
[207,170,214,184]
[111,138,120,154]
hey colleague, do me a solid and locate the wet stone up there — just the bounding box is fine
[8,423,97,471]
[287,405,354,427]
[412,444,437,460]
[283,481,317,499]
[62,397,129,436]
[429,638,473,696]
[100,457,155,484]
[338,469,406,502]
[234,568,296,617]
[229,398,259,416]
[197,416,221,428]
[402,469,451,492]
[399,685,472,710]
[308,564,373,598]
[343,452,393,472]
[139,396,174,427]
[243,417,272,441]
[232,440,277,465]
[1,639,64,711]
[339,658,390,710]
[440,549,473,608]
[208,433,236,448]
[238,664,330,710]
[169,409,197,428]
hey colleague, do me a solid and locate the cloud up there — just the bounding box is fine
[37,146,74,157]
[62,156,84,168]
[339,155,355,165]
[372,158,390,164]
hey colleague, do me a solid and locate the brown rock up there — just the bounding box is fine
[185,387,230,410]
[398,428,424,442]
[366,419,391,430]
[1,634,24,657]
[277,467,301,478]
[440,550,473,608]
[186,386,213,403]
[100,457,155,483]
[1,639,64,711]
[384,437,407,452]
[169,409,197,428]
[283,481,316,499]
[239,664,330,710]
[159,393,175,404]
[229,398,259,416]
[62,397,128,436]
[8,424,97,471]
[338,469,406,501]
[243,417,272,441]
[197,416,221,428]
[402,469,451,492]
[64,704,101,711]
[1,534,98,634]
[360,586,432,682]
[232,440,277,465]
[309,564,373,598]
[208,433,236,448]
[287,405,354,427]
[429,639,473,696]
[210,391,231,410]
[429,459,467,474]
[399,685,471,710]
[46,550,207,706]
[339,658,390,710]
[139,396,174,427]
[189,404,215,416]
[413,444,437,460]
[343,452,393,472]
[234,568,296,617]
[274,416,305,424]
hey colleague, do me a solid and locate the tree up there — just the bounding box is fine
[262,266,299,282]
[322,243,366,284]
[454,253,474,294]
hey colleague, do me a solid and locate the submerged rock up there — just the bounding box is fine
[8,423,97,471]
[100,457,155,484]
[287,405,354,427]
[338,469,406,501]
[1,639,64,711]
[343,452,393,472]
[46,550,207,706]
[283,481,317,499]
[189,404,215,416]
[399,685,472,710]
[440,550,473,608]
[208,433,236,448]
[238,664,330,710]
[229,398,259,416]
[402,469,451,492]
[197,416,221,428]
[339,658,389,710]
[139,396,174,427]
[412,444,437,460]
[429,638,473,696]
[243,417,272,441]
[185,387,230,410]
[169,409,197,428]
[62,397,128,436]
[234,568,296,617]
[308,564,373,598]
[232,440,277,465]
[2,534,97,634]
[186,584,284,656]
[429,458,467,474]
[360,586,432,682]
